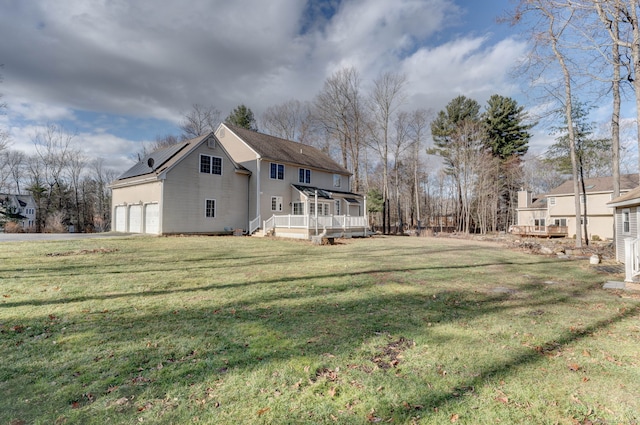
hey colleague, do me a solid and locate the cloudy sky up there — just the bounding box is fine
[1,0,533,172]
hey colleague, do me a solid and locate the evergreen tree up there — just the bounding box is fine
[545,102,612,178]
[483,94,533,159]
[225,104,258,131]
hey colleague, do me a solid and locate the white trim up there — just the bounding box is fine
[200,154,223,175]
[205,198,216,218]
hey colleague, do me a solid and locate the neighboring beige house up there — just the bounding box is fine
[110,123,367,239]
[515,174,639,240]
[0,193,37,231]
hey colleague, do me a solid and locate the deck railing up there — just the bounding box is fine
[510,225,568,237]
[624,238,640,282]
[262,214,367,234]
[249,215,261,235]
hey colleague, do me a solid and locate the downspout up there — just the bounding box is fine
[364,195,368,237]
[256,157,261,222]
[315,189,318,236]
[247,173,251,232]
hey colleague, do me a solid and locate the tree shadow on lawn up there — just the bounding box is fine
[1,256,568,310]
[3,275,636,424]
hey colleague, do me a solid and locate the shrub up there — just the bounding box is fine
[44,211,67,233]
[3,221,24,233]
[592,235,601,241]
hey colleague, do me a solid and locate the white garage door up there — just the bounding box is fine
[144,203,160,234]
[128,205,142,233]
[114,206,126,232]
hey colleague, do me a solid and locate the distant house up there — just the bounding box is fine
[515,174,639,240]
[0,194,37,231]
[110,123,368,239]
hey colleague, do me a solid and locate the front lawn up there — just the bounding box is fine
[1,235,638,424]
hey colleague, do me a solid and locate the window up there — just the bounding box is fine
[580,194,586,204]
[299,168,311,184]
[310,202,330,216]
[271,196,283,212]
[549,197,556,206]
[292,202,304,215]
[200,155,222,175]
[534,218,545,228]
[580,217,589,225]
[623,209,630,233]
[554,218,567,227]
[270,163,284,180]
[333,174,342,188]
[205,199,216,218]
[334,199,341,216]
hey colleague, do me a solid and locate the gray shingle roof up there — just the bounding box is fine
[224,124,351,175]
[546,174,639,196]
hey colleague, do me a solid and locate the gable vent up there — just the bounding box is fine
[207,138,216,149]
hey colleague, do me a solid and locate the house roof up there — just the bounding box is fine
[608,185,640,208]
[113,133,250,185]
[117,142,192,180]
[546,174,639,196]
[223,123,352,176]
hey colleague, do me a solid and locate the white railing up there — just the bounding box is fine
[249,215,261,234]
[263,214,367,232]
[624,237,640,282]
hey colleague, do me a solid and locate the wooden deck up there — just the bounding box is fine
[509,225,568,238]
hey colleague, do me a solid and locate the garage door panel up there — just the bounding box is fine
[128,205,142,233]
[114,206,126,232]
[144,203,159,234]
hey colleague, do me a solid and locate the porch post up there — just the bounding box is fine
[314,189,318,236]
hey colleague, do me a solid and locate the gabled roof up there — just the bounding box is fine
[117,142,192,180]
[546,174,639,196]
[222,123,351,176]
[608,185,640,208]
[113,133,250,185]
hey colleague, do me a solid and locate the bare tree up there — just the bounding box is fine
[314,67,367,191]
[66,150,86,231]
[261,99,318,145]
[180,104,221,139]
[30,124,75,231]
[408,108,432,230]
[368,71,407,234]
[512,0,584,247]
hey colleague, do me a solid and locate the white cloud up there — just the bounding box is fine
[402,36,527,110]
[0,0,538,165]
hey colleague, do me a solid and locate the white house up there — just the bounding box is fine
[110,123,367,239]
[0,193,37,231]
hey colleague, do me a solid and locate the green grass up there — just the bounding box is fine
[1,235,638,424]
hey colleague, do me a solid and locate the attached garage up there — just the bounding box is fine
[114,206,126,232]
[128,204,142,233]
[144,203,160,234]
